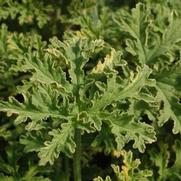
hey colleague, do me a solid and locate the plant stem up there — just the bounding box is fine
[73,129,82,181]
[64,156,70,181]
[54,157,62,181]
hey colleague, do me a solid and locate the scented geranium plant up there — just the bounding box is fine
[0,0,181,180]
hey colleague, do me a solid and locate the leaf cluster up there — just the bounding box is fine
[0,0,181,180]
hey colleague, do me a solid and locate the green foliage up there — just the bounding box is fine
[0,0,53,28]
[0,0,181,180]
[94,150,152,181]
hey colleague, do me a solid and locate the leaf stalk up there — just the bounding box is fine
[73,128,82,181]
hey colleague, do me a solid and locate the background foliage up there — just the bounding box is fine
[0,0,181,180]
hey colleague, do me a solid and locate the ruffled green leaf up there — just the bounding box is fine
[154,64,181,133]
[104,113,156,152]
[38,122,75,165]
[0,84,70,126]
[114,3,181,65]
